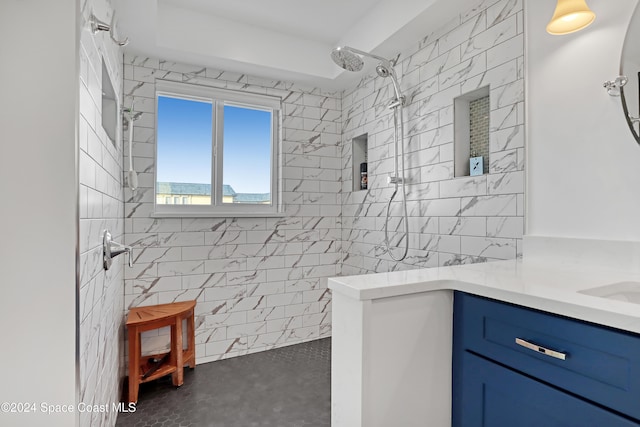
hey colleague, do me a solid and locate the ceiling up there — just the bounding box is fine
[115,0,479,91]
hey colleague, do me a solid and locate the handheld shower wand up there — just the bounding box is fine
[124,100,140,192]
[331,46,409,262]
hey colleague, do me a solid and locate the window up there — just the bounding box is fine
[154,80,281,217]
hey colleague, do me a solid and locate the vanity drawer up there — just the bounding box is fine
[454,292,640,420]
[457,351,640,427]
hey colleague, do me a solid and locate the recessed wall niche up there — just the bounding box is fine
[352,134,368,191]
[454,86,490,177]
[101,59,118,147]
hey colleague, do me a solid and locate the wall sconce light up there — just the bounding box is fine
[546,0,596,35]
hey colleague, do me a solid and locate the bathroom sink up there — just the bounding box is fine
[578,281,640,304]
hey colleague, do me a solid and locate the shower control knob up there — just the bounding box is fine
[387,176,402,185]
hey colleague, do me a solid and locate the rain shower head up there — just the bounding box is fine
[331,47,364,72]
[331,46,405,103]
[330,46,394,72]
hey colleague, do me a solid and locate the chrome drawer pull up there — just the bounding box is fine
[515,338,567,361]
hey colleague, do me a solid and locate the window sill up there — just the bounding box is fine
[151,211,287,218]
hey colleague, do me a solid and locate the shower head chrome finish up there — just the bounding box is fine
[331,46,392,72]
[331,47,364,72]
[376,64,391,78]
[331,46,405,105]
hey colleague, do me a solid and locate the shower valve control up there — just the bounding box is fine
[387,176,403,185]
[103,230,133,270]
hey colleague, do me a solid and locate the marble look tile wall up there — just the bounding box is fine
[122,55,340,363]
[341,0,524,274]
[78,0,125,426]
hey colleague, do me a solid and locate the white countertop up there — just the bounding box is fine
[328,259,640,334]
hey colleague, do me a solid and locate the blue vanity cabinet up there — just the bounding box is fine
[452,292,640,426]
[457,351,639,427]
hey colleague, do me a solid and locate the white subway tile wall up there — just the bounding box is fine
[122,56,342,363]
[341,0,524,274]
[78,0,124,426]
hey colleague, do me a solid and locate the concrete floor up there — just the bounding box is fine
[116,338,331,427]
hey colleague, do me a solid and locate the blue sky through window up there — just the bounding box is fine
[223,105,272,194]
[157,96,272,195]
[157,96,212,184]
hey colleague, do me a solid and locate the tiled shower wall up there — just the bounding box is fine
[122,56,340,363]
[78,0,125,426]
[341,0,525,274]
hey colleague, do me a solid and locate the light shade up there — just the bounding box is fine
[546,0,596,35]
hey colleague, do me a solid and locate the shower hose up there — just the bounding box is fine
[383,102,409,262]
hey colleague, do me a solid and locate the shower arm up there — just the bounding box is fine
[341,46,396,67]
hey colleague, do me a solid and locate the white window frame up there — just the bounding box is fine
[153,80,282,218]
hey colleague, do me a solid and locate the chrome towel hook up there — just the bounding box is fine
[89,12,129,47]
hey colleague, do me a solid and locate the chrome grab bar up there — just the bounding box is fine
[103,230,133,270]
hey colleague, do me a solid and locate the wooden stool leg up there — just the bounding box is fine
[126,301,196,397]
[187,310,196,368]
[128,327,140,403]
[171,317,184,386]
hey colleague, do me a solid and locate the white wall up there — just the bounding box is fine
[0,1,78,426]
[526,0,640,241]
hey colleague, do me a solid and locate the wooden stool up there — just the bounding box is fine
[126,300,196,403]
